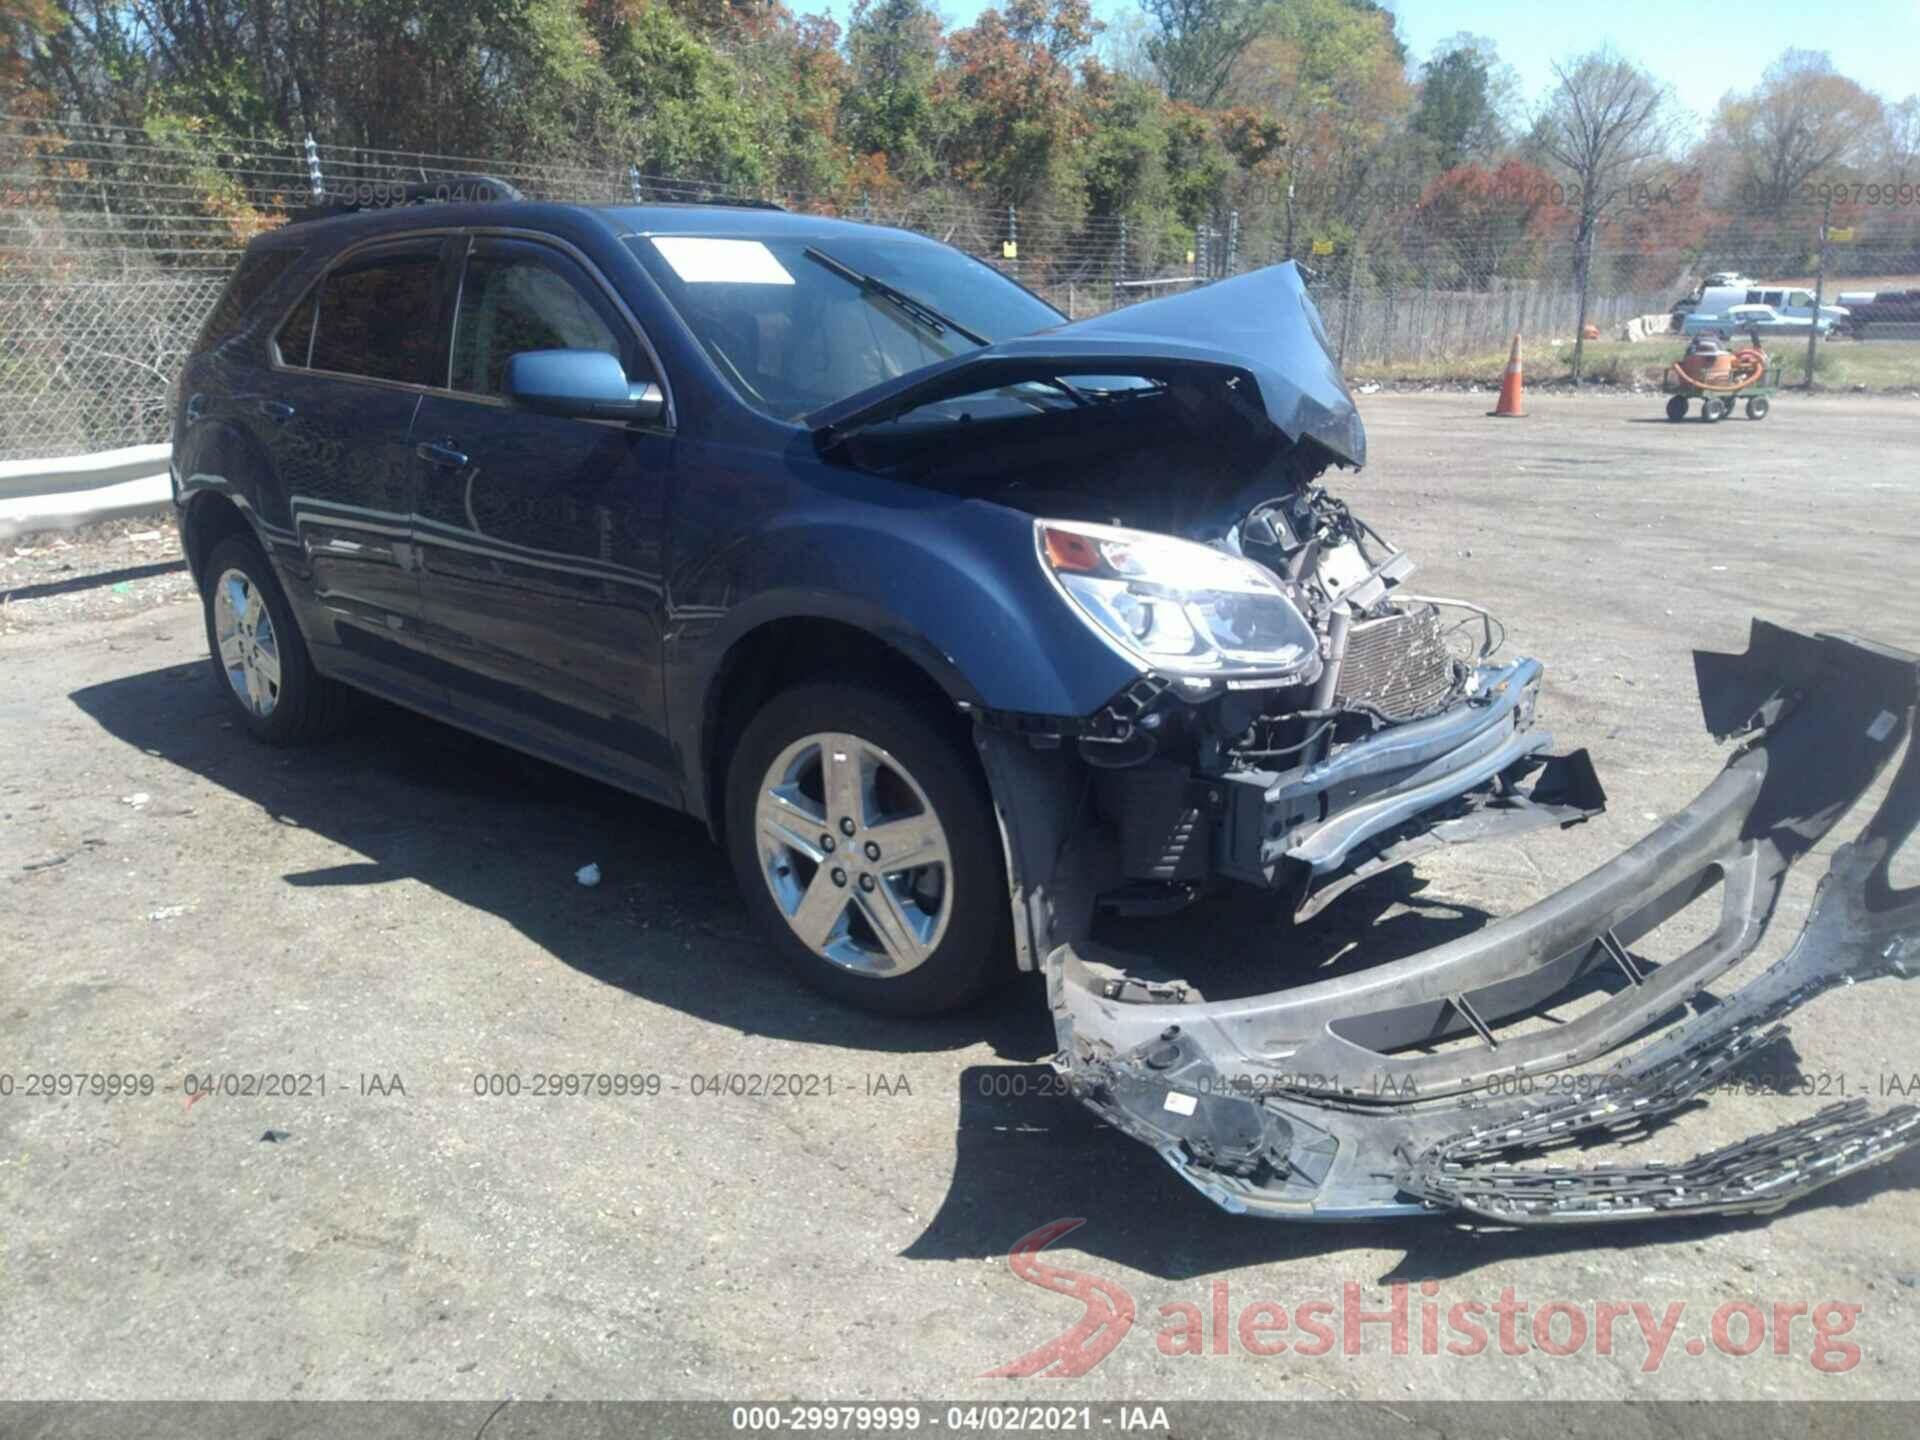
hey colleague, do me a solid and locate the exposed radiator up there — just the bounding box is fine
[1333,605,1460,721]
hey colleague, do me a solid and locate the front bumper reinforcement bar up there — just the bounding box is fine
[991,621,1920,1224]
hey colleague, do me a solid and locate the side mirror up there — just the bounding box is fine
[503,349,666,426]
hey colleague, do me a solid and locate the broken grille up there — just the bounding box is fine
[1334,605,1460,721]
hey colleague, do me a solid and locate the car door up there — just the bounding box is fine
[409,233,678,800]
[264,234,457,711]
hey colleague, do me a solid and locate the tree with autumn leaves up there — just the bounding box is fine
[3,1,1915,293]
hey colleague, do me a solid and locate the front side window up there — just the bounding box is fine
[627,231,1061,420]
[281,245,443,385]
[450,244,640,395]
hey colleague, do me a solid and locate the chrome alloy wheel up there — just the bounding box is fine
[755,732,954,977]
[212,567,282,717]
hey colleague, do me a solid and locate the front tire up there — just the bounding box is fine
[200,534,348,744]
[724,683,1011,1015]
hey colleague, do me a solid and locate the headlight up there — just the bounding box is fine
[1036,519,1319,683]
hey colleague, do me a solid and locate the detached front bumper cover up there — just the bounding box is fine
[1001,621,1920,1224]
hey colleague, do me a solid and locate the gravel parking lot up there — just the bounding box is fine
[3,390,1918,1406]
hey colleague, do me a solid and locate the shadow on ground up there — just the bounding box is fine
[906,1057,1920,1283]
[71,661,1920,1283]
[70,661,1054,1062]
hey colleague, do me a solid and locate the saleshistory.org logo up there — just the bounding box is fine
[985,1220,1868,1377]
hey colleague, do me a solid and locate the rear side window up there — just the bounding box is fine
[283,246,444,385]
[196,248,300,352]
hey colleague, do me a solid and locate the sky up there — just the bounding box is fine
[1383,0,1918,126]
[814,0,1919,131]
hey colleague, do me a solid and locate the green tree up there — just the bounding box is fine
[604,5,774,188]
[1230,0,1413,254]
[1139,0,1268,106]
[1080,66,1173,223]
[1410,40,1509,171]
[1163,103,1231,229]
[840,0,944,186]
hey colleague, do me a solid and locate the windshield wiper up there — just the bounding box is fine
[802,246,991,348]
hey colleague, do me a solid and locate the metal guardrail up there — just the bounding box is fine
[0,443,172,540]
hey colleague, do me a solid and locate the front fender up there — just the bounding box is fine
[664,488,1140,825]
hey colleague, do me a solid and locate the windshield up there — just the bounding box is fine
[626,231,1063,420]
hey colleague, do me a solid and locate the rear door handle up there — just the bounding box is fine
[257,399,295,422]
[415,440,469,468]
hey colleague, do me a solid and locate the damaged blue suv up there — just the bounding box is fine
[174,181,1920,1225]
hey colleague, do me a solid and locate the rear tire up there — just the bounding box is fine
[1702,398,1727,422]
[1745,396,1769,420]
[724,682,1011,1015]
[1665,395,1688,420]
[200,534,349,744]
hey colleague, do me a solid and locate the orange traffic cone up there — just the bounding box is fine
[1489,333,1526,417]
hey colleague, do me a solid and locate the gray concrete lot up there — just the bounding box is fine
[3,390,1919,1404]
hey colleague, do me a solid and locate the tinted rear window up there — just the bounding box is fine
[195,248,300,352]
[298,248,443,384]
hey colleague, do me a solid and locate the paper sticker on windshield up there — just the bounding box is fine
[651,237,794,286]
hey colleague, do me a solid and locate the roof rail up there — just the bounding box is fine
[709,195,786,211]
[637,192,787,212]
[289,173,525,224]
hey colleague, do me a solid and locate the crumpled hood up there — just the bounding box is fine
[807,261,1366,468]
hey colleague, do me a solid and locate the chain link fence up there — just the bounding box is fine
[6,114,1918,460]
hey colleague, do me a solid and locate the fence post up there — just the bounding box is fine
[1227,210,1239,276]
[1339,248,1358,371]
[1113,217,1127,309]
[1006,204,1017,281]
[628,164,643,203]
[1803,193,1831,390]
[1382,271,1396,367]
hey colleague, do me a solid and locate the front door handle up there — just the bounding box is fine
[257,399,295,423]
[415,440,469,468]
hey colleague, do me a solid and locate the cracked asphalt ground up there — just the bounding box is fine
[2,391,1918,1404]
